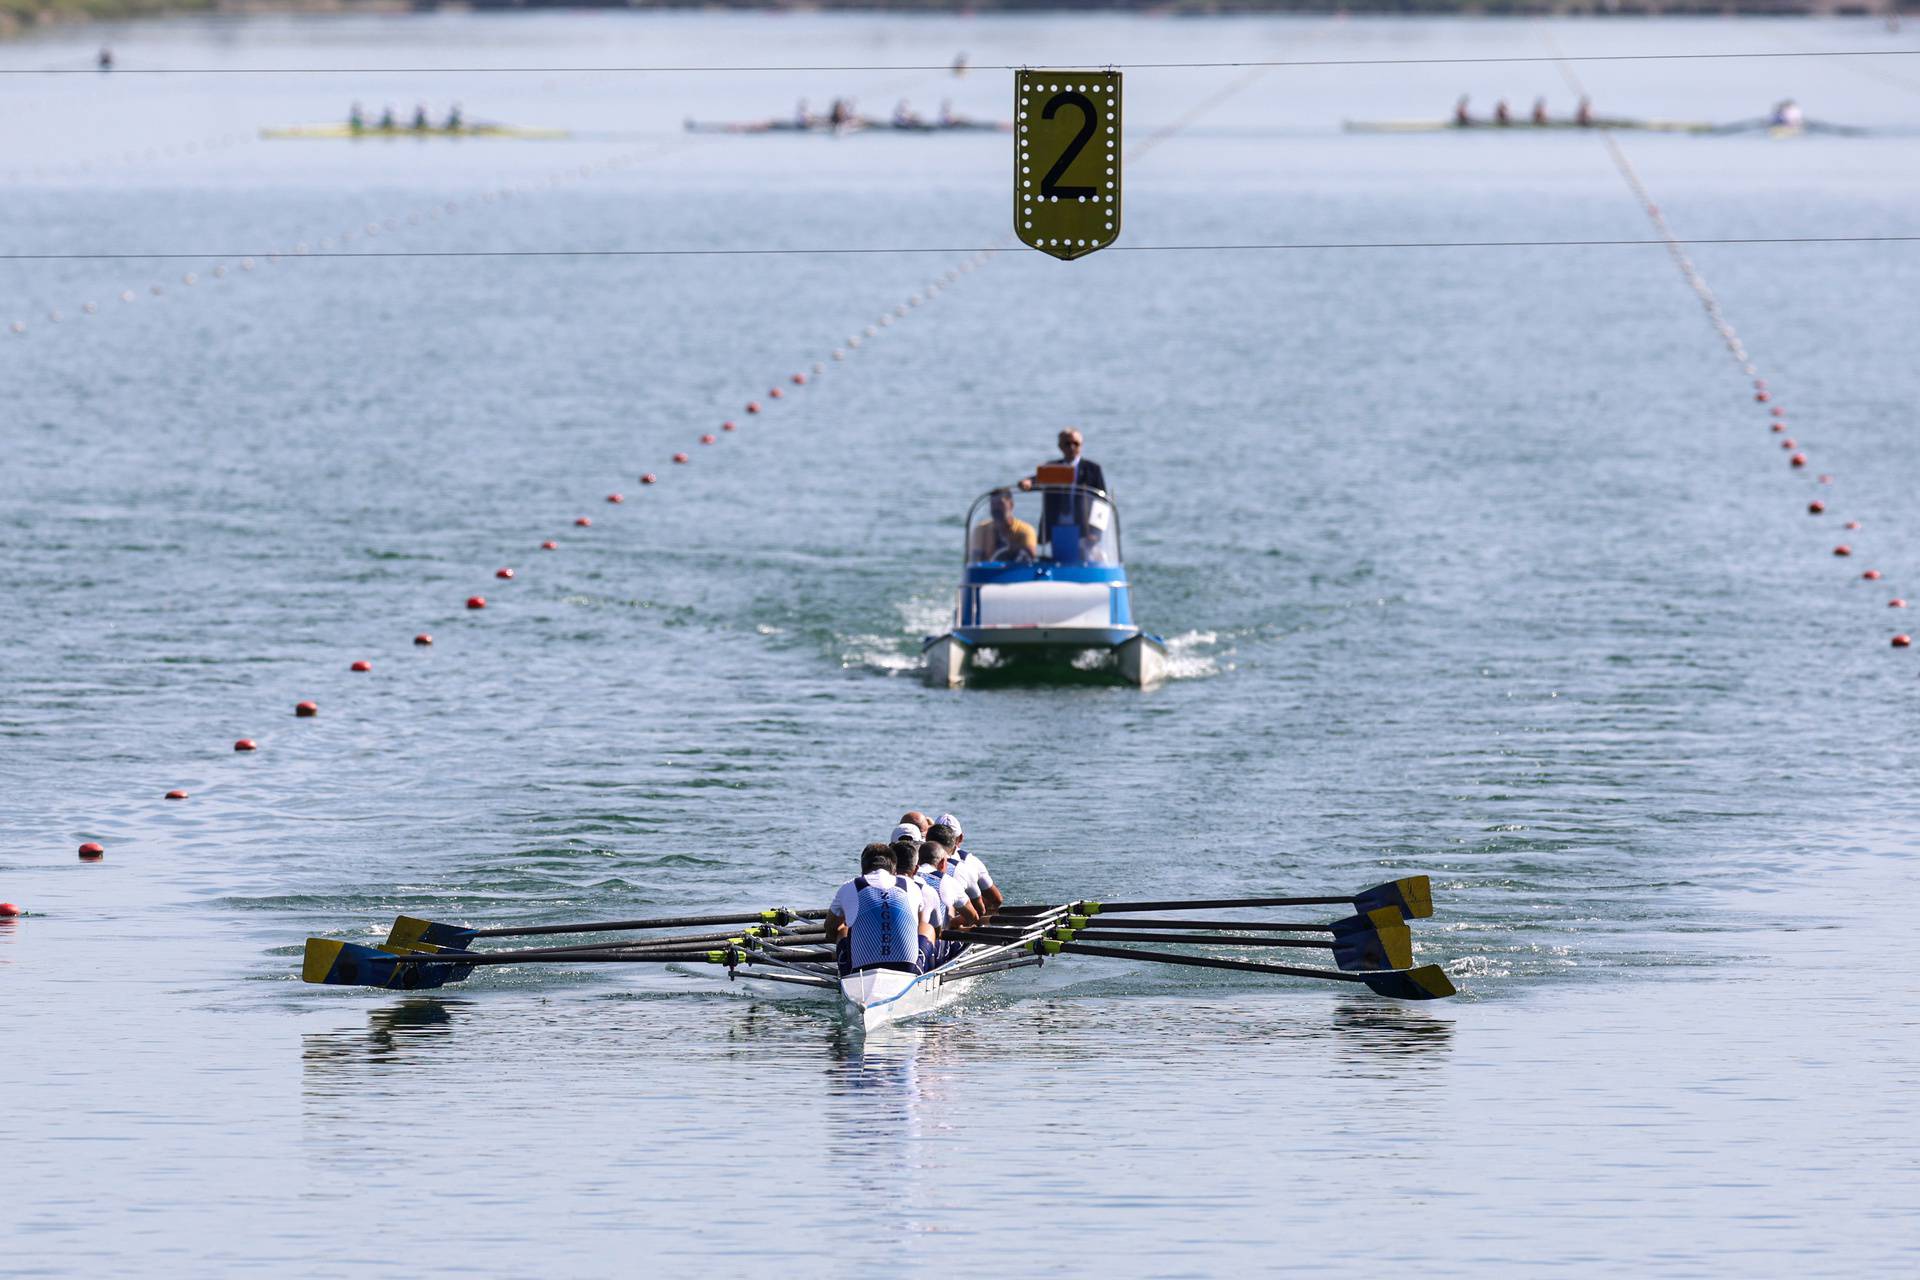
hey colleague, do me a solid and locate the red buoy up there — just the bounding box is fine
[1780,439,1796,450]
[165,789,188,800]
[0,903,20,917]
[540,541,557,551]
[1844,521,1861,531]
[1894,635,1912,649]
[1819,474,1833,484]
[700,434,717,445]
[575,517,592,527]
[78,840,105,860]
[414,633,433,646]
[1789,453,1807,468]
[673,452,689,464]
[722,421,736,432]
[746,401,761,414]
[640,473,657,485]
[351,659,372,672]
[1808,501,1825,514]
[607,493,624,504]
[1835,545,1853,557]
[466,595,487,610]
[1771,407,1785,418]
[294,700,318,718]
[1756,391,1770,402]
[1864,569,1883,581]
[1892,599,1909,609]
[792,373,806,385]
[769,387,783,399]
[1770,423,1785,434]
[496,567,515,579]
[234,738,257,751]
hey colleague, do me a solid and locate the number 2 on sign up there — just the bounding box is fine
[1015,69,1121,261]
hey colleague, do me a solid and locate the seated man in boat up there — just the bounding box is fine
[348,102,367,134]
[968,488,1038,563]
[928,817,1003,921]
[445,103,464,131]
[825,843,932,977]
[917,826,981,964]
[828,98,852,129]
[1575,96,1594,128]
[1493,99,1512,127]
[892,99,923,129]
[1453,95,1471,127]
[899,811,930,837]
[378,105,397,132]
[1771,99,1804,128]
[1531,97,1549,126]
[411,103,431,132]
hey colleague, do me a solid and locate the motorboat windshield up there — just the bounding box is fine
[963,483,1121,567]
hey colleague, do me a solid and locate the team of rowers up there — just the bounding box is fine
[824,811,1004,977]
[796,99,975,130]
[1454,95,1807,129]
[346,103,466,133]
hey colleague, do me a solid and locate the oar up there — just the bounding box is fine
[303,936,747,990]
[1047,910,1400,936]
[1078,877,1433,921]
[959,918,1412,972]
[381,907,829,952]
[1030,939,1456,1001]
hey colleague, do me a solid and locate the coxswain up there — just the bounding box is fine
[824,843,931,977]
[378,105,397,132]
[1493,98,1512,127]
[348,102,367,134]
[1453,95,1471,127]
[411,103,430,132]
[1575,96,1594,128]
[1531,97,1549,127]
[445,103,464,131]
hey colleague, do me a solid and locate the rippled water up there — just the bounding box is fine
[4,11,1920,1276]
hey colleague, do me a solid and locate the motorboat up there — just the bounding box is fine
[922,468,1166,687]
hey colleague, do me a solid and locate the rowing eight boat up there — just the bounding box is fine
[261,124,570,141]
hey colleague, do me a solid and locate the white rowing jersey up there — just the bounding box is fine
[948,848,994,901]
[830,871,926,973]
[915,866,967,927]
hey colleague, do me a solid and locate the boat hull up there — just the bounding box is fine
[923,626,1167,688]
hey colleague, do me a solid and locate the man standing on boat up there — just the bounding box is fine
[824,843,931,977]
[1019,427,1110,561]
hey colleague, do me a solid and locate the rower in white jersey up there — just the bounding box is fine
[931,814,1004,919]
[824,842,933,976]
[913,834,980,966]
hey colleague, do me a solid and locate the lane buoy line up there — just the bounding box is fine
[50,62,1272,861]
[1554,53,1912,659]
[3,137,693,341]
[1,127,257,187]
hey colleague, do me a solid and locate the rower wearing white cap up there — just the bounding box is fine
[824,842,931,977]
[930,815,1002,918]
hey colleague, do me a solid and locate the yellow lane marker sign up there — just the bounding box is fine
[1015,69,1122,262]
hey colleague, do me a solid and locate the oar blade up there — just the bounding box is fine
[1360,963,1456,1001]
[1330,921,1414,972]
[1353,875,1433,920]
[301,938,471,991]
[384,915,478,951]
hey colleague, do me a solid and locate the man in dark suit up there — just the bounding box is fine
[1018,427,1109,562]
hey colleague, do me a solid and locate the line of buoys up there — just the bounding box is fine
[1579,121,1912,658]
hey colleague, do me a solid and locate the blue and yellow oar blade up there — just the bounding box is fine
[1354,876,1433,920]
[1360,963,1456,1001]
[1330,921,1415,972]
[384,916,478,951]
[301,938,471,990]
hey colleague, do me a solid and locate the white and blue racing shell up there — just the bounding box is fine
[830,872,923,973]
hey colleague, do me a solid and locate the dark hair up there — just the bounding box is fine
[989,487,1013,502]
[860,842,896,874]
[890,838,921,869]
[925,823,958,851]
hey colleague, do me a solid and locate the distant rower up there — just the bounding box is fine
[1576,96,1594,128]
[1531,97,1549,126]
[1771,99,1804,129]
[932,815,1002,919]
[825,843,931,977]
[1493,99,1512,127]
[1454,95,1471,127]
[97,48,114,73]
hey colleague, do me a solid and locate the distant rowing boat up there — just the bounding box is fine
[1344,117,1868,137]
[684,117,1010,136]
[261,123,571,141]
